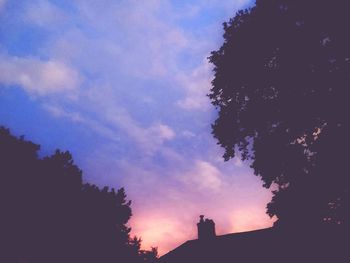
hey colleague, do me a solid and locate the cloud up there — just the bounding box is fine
[181,130,195,138]
[24,0,67,28]
[42,104,121,143]
[176,60,213,111]
[180,160,222,191]
[43,98,176,157]
[0,54,81,95]
[130,214,191,256]
[103,108,176,156]
[233,157,243,167]
[229,207,275,233]
[0,0,6,13]
[150,123,176,141]
[55,0,193,79]
[123,155,274,255]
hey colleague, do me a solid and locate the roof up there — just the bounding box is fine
[159,228,275,263]
[159,226,349,263]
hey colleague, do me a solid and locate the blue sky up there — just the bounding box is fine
[0,0,274,254]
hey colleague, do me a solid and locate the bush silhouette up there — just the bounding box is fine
[0,126,157,263]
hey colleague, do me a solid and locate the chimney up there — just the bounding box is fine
[197,215,216,240]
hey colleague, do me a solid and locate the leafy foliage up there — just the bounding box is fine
[0,127,157,263]
[209,0,350,229]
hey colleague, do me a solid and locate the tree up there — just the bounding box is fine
[209,0,350,230]
[0,126,158,263]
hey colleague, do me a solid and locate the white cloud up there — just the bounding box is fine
[182,130,195,138]
[43,101,177,153]
[106,110,176,156]
[0,54,81,95]
[0,0,6,13]
[176,59,213,111]
[233,157,243,167]
[24,0,67,27]
[180,160,222,191]
[42,104,121,142]
[62,0,192,79]
[150,123,176,140]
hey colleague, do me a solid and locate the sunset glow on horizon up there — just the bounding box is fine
[0,0,275,255]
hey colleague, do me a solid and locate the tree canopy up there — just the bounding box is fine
[209,0,349,229]
[0,127,157,263]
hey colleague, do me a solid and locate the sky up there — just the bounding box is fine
[0,0,275,255]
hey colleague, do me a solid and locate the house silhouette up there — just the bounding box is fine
[159,215,348,263]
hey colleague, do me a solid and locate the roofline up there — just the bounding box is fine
[160,227,273,258]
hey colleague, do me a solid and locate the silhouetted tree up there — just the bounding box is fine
[209,0,350,230]
[0,127,157,263]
